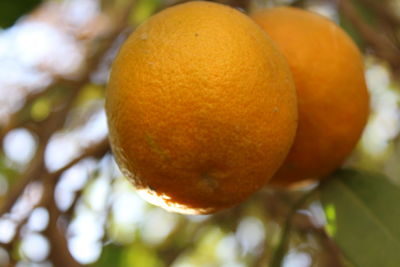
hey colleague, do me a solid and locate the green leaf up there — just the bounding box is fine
[320,169,400,267]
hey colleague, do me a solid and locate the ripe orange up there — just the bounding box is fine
[252,7,370,187]
[106,1,297,214]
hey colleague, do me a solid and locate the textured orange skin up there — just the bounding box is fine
[252,7,370,188]
[106,1,297,214]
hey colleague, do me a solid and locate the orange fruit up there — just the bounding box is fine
[252,7,370,188]
[106,1,297,214]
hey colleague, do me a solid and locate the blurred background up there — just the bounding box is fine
[0,0,399,266]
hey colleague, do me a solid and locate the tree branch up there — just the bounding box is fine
[269,189,317,267]
[0,0,122,218]
[356,0,400,27]
[339,0,400,72]
[42,138,109,267]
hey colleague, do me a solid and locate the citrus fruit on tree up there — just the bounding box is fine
[252,7,370,188]
[105,1,298,214]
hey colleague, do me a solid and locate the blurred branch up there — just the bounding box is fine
[226,0,251,10]
[50,138,110,182]
[43,138,109,267]
[156,218,197,265]
[269,189,317,267]
[173,0,251,11]
[356,0,400,27]
[290,0,306,8]
[0,83,80,219]
[2,138,109,265]
[293,212,343,267]
[0,146,46,217]
[0,0,134,145]
[43,175,78,267]
[0,0,130,219]
[339,0,400,72]
[0,0,135,261]
[355,0,400,47]
[155,200,246,265]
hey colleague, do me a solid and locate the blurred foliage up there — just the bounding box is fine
[0,0,400,267]
[0,0,42,28]
[131,0,163,25]
[31,97,51,121]
[339,13,366,49]
[338,0,377,49]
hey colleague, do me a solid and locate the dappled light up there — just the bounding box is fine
[3,128,37,165]
[0,0,399,266]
